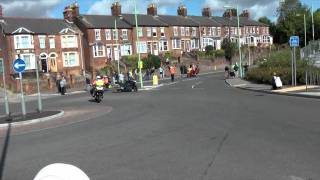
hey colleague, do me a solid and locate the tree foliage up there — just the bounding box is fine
[221,38,237,64]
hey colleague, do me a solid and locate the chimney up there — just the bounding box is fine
[71,2,80,18]
[223,9,237,18]
[177,5,187,17]
[0,5,3,18]
[147,4,157,16]
[111,2,121,16]
[63,6,73,22]
[202,7,211,17]
[240,10,250,18]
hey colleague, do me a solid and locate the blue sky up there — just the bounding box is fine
[1,0,320,20]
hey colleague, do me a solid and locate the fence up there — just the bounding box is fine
[301,40,320,67]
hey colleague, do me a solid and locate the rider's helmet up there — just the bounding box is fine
[96,75,102,80]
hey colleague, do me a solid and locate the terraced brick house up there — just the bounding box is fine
[157,6,200,57]
[189,7,223,51]
[67,2,133,77]
[0,4,84,85]
[121,4,170,57]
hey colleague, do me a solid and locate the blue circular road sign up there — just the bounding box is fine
[13,58,26,73]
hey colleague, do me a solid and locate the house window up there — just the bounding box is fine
[138,27,143,37]
[208,28,212,36]
[38,36,46,49]
[174,27,179,36]
[217,27,221,36]
[121,44,132,56]
[19,54,35,69]
[61,35,77,48]
[159,41,168,51]
[185,27,190,36]
[231,27,235,35]
[202,28,206,36]
[63,52,79,67]
[152,27,157,37]
[14,35,34,49]
[253,27,256,34]
[202,38,214,48]
[49,38,55,49]
[147,27,152,37]
[122,29,128,40]
[93,44,105,57]
[212,27,216,36]
[192,27,197,37]
[191,39,199,49]
[137,42,147,53]
[172,39,181,49]
[266,27,269,34]
[95,29,101,40]
[160,27,165,37]
[105,29,111,40]
[112,29,118,40]
[181,27,185,36]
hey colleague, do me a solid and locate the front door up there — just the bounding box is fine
[114,46,119,61]
[186,40,190,52]
[40,54,48,72]
[153,42,158,55]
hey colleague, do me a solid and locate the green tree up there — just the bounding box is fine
[276,0,310,44]
[205,45,214,56]
[142,54,161,70]
[221,38,237,65]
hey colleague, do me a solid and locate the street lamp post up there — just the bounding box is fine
[35,56,43,112]
[312,4,315,42]
[114,19,120,74]
[133,0,143,88]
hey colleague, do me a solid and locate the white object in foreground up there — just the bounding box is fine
[33,163,90,180]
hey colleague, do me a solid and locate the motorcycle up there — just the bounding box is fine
[112,79,138,93]
[93,85,104,103]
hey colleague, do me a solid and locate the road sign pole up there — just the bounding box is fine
[35,57,42,112]
[293,47,297,86]
[19,72,26,116]
[1,59,10,116]
[291,48,294,86]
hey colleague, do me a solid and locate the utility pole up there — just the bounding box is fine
[115,19,120,73]
[35,56,42,112]
[134,0,143,88]
[237,5,242,78]
[312,4,315,42]
[304,14,307,47]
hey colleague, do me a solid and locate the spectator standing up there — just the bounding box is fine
[170,65,176,82]
[60,76,67,95]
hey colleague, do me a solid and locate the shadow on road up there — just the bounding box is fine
[0,118,12,180]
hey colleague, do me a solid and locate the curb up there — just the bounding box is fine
[226,80,320,100]
[0,110,65,128]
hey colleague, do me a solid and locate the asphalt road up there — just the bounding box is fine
[1,73,320,180]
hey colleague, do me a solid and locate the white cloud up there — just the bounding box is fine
[204,0,279,20]
[1,0,61,17]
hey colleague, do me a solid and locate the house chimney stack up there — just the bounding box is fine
[202,7,211,17]
[223,9,237,18]
[71,2,80,18]
[111,2,122,16]
[147,4,157,16]
[177,5,187,17]
[240,10,250,18]
[63,6,73,22]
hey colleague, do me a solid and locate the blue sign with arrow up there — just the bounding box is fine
[289,36,299,47]
[13,58,26,73]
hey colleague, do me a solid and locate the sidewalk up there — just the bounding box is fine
[226,78,320,99]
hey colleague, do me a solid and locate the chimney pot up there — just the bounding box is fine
[111,2,122,16]
[202,7,211,17]
[63,6,73,22]
[240,10,250,18]
[177,6,187,17]
[147,4,157,16]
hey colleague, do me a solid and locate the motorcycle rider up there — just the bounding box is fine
[90,75,104,96]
